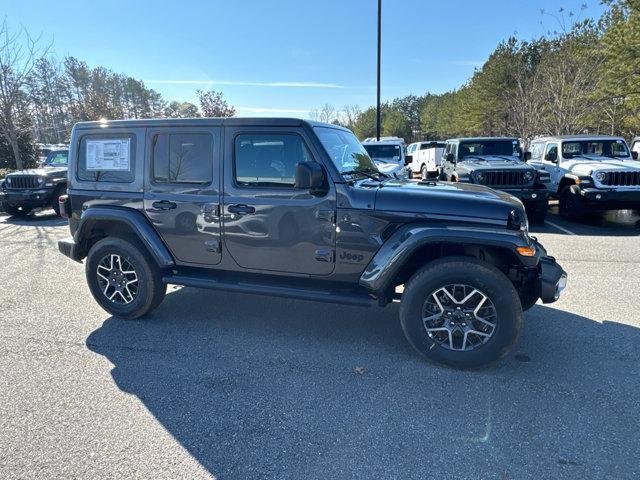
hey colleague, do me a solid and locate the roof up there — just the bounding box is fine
[72,117,347,131]
[532,135,627,142]
[362,140,404,145]
[447,137,519,142]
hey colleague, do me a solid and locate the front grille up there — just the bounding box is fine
[6,176,40,189]
[601,171,640,186]
[482,170,528,187]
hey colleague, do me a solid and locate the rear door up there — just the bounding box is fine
[144,126,222,265]
[222,126,336,275]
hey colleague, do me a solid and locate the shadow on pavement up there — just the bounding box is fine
[86,288,640,479]
[0,211,67,227]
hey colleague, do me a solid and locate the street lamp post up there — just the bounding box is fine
[376,0,381,141]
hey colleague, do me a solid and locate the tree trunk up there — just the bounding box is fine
[7,131,23,171]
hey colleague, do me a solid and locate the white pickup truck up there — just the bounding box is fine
[406,141,446,179]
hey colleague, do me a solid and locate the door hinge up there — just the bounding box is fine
[315,248,335,263]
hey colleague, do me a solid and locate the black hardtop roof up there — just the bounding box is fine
[448,137,519,142]
[72,117,348,131]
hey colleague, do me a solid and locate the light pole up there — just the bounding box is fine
[376,0,381,141]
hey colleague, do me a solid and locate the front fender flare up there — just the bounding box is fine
[359,223,536,293]
[74,206,174,267]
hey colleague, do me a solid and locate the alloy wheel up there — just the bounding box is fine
[96,254,139,305]
[422,284,497,351]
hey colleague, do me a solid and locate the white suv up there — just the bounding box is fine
[528,135,640,220]
[362,139,409,177]
[406,141,445,179]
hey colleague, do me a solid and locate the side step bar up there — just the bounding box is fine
[163,274,378,307]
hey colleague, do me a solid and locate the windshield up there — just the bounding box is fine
[459,140,520,159]
[562,140,630,159]
[314,126,378,174]
[45,150,69,165]
[363,144,402,162]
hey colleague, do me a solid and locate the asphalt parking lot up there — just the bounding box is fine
[1,207,639,480]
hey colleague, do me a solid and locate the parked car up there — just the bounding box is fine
[528,135,640,221]
[361,138,409,177]
[1,149,69,217]
[57,118,566,368]
[630,136,640,157]
[406,140,445,179]
[439,137,551,223]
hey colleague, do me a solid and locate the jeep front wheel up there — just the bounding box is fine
[559,185,586,221]
[399,257,523,368]
[3,204,32,217]
[86,237,167,319]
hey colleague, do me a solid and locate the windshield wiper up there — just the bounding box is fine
[342,168,387,181]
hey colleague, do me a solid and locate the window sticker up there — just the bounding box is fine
[86,139,130,171]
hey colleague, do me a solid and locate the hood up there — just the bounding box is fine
[7,166,67,177]
[374,178,524,224]
[460,155,530,169]
[563,157,640,176]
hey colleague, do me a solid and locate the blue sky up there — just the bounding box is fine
[5,0,606,117]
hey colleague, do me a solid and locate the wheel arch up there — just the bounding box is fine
[73,206,174,268]
[557,175,577,195]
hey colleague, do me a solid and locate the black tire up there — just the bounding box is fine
[526,198,548,224]
[438,170,448,181]
[51,196,61,216]
[399,257,523,369]
[559,185,586,221]
[3,204,32,217]
[85,237,167,319]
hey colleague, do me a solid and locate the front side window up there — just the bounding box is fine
[153,133,213,184]
[78,135,135,183]
[314,126,377,175]
[545,143,558,160]
[234,133,313,187]
[562,140,630,159]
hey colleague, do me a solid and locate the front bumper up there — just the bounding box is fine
[579,187,640,209]
[500,187,549,203]
[538,255,567,303]
[2,188,57,208]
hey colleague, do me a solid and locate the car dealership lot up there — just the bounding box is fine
[1,210,639,480]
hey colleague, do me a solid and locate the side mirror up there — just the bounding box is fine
[632,151,638,160]
[524,151,532,161]
[294,161,325,192]
[545,152,558,163]
[446,153,455,163]
[404,154,413,166]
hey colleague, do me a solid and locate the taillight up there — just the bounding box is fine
[58,194,69,218]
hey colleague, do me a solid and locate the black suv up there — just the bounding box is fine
[1,149,69,217]
[57,119,566,368]
[440,138,550,223]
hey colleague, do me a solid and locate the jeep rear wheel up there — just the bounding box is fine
[421,164,428,180]
[399,257,522,368]
[559,185,586,221]
[86,237,166,319]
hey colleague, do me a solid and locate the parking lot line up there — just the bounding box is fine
[544,219,576,236]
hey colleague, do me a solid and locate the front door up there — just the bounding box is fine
[222,127,336,275]
[144,126,222,265]
[540,142,561,191]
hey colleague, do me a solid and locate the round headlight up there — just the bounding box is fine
[595,171,606,182]
[474,171,485,183]
[6,177,11,185]
[37,177,44,184]
[523,170,534,181]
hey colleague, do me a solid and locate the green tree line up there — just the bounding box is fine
[333,0,639,144]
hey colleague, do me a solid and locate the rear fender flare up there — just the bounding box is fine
[74,206,174,267]
[359,223,535,293]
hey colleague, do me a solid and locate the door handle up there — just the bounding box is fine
[227,204,256,215]
[152,200,177,210]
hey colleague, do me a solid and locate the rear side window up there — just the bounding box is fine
[152,133,213,184]
[77,135,136,183]
[234,133,313,187]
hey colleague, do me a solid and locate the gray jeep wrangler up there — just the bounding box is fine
[440,137,551,223]
[58,118,566,368]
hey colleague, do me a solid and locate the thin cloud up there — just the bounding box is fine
[236,106,310,114]
[146,79,345,89]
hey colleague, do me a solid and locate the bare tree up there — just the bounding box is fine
[318,103,336,123]
[0,20,50,169]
